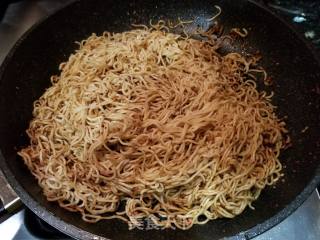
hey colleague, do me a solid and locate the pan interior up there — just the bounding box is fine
[0,0,320,239]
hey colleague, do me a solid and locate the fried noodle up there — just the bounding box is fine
[18,23,288,230]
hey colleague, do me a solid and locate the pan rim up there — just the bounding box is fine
[0,0,319,239]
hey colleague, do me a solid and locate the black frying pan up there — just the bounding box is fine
[0,0,320,239]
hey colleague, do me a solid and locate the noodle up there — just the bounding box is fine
[206,5,222,22]
[230,28,249,38]
[18,22,288,230]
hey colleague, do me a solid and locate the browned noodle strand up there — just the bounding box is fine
[18,23,288,230]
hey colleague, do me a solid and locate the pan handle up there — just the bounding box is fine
[0,169,22,218]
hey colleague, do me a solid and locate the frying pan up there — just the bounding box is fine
[0,0,320,239]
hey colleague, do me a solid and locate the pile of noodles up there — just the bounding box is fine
[18,22,288,230]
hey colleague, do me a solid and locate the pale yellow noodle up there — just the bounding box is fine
[230,28,249,37]
[206,5,222,21]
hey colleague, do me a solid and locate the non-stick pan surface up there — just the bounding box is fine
[0,0,320,239]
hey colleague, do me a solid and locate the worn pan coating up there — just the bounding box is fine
[0,0,320,239]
